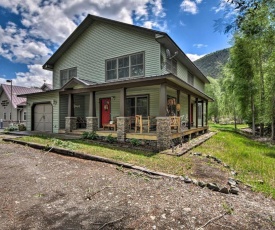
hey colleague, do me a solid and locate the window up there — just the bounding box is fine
[3,113,6,120]
[9,112,11,120]
[23,112,26,121]
[188,72,194,85]
[60,67,77,87]
[166,59,177,75]
[198,104,202,119]
[106,52,144,81]
[125,95,148,117]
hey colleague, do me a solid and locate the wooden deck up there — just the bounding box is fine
[59,126,208,141]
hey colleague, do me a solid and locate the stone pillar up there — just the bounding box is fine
[65,117,77,133]
[117,117,130,142]
[156,117,171,151]
[86,117,98,132]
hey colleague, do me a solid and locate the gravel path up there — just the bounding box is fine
[0,137,274,229]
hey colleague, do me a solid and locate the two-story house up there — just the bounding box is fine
[22,14,213,150]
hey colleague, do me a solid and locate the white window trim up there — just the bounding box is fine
[106,52,145,81]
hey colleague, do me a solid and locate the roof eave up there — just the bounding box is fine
[155,35,210,84]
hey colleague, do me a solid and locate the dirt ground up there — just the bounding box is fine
[0,137,275,230]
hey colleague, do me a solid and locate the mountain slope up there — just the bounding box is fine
[194,48,230,79]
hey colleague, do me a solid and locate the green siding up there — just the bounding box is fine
[26,92,59,133]
[59,94,68,129]
[53,21,161,89]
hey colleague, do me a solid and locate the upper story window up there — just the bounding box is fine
[60,67,77,87]
[106,52,144,81]
[23,112,26,121]
[188,72,194,86]
[166,59,177,75]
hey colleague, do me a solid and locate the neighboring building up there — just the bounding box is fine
[0,83,52,128]
[22,14,213,150]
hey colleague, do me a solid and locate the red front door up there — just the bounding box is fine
[101,98,111,126]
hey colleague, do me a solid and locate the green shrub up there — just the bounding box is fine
[18,124,26,131]
[82,131,99,140]
[106,134,116,143]
[130,138,141,146]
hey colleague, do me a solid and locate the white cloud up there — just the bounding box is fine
[193,43,208,48]
[186,53,205,61]
[180,0,202,15]
[0,0,167,86]
[0,22,52,64]
[14,64,52,87]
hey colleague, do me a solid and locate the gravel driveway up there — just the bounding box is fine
[0,137,274,229]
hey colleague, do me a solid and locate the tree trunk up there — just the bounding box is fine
[259,50,265,137]
[251,97,255,136]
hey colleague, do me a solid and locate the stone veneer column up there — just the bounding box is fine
[65,117,77,133]
[117,117,129,142]
[156,117,172,151]
[86,117,98,132]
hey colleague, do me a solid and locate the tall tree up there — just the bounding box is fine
[229,35,257,135]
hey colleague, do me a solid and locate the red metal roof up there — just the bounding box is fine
[1,84,43,108]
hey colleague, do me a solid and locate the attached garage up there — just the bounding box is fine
[33,103,53,132]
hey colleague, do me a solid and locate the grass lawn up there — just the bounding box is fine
[19,124,275,198]
[195,124,275,198]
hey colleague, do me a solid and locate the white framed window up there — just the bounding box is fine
[188,72,194,85]
[106,52,144,81]
[60,67,77,87]
[9,112,11,120]
[3,113,6,120]
[166,59,177,75]
[23,112,26,121]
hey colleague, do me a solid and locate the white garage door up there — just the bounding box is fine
[34,104,53,132]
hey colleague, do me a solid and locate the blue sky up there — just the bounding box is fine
[0,0,233,87]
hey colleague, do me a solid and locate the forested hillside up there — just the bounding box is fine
[194,48,230,78]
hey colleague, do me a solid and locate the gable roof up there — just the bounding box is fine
[0,84,43,108]
[43,14,209,84]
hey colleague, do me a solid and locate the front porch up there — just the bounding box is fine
[60,120,209,151]
[59,75,212,151]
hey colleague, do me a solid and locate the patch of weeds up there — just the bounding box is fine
[34,193,44,198]
[82,131,99,140]
[130,138,141,146]
[50,138,77,150]
[222,202,234,214]
[116,165,124,172]
[106,134,116,143]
